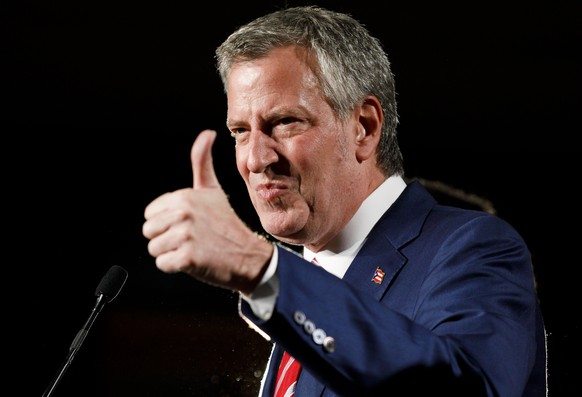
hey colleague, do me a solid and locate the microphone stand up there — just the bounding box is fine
[42,293,107,397]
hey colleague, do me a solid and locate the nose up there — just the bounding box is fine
[245,130,279,173]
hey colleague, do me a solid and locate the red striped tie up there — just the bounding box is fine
[274,350,301,397]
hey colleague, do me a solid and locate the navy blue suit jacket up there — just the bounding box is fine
[241,180,546,396]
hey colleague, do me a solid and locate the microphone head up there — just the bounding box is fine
[95,265,128,303]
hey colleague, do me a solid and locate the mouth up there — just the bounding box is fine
[255,181,290,202]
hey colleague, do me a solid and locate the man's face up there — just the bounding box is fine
[226,46,362,250]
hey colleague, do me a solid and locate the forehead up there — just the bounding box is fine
[226,47,324,117]
[228,46,317,89]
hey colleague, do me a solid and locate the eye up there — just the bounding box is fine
[271,117,299,134]
[277,117,297,126]
[229,128,249,145]
[230,128,247,138]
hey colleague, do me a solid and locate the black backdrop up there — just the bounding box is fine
[3,1,580,396]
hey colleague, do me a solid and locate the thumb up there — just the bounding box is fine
[191,129,221,189]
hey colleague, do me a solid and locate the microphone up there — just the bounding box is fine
[95,265,128,303]
[42,265,128,397]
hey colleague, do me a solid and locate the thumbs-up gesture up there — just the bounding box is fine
[142,130,273,294]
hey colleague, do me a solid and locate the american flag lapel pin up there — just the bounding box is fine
[372,267,385,284]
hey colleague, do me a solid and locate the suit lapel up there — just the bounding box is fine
[261,344,283,397]
[343,180,436,301]
[343,237,406,301]
[295,368,325,396]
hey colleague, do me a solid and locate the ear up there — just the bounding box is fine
[354,96,383,163]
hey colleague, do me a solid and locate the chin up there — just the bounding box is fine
[260,217,305,240]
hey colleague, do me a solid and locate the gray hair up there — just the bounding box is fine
[215,5,403,176]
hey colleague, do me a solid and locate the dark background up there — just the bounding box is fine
[3,0,580,396]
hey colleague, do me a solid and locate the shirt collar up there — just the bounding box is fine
[303,174,406,277]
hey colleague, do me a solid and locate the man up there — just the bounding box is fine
[142,6,546,396]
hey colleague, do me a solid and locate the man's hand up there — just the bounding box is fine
[142,129,273,294]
